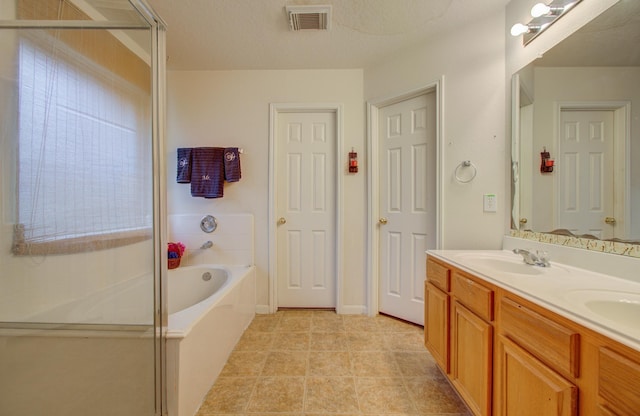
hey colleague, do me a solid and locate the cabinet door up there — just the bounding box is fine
[498,336,577,416]
[451,301,493,416]
[598,347,640,415]
[425,282,449,372]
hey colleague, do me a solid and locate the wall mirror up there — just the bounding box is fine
[511,0,640,245]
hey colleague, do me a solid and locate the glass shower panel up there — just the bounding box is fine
[0,1,163,415]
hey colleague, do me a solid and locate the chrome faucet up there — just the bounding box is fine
[201,241,213,249]
[513,248,550,267]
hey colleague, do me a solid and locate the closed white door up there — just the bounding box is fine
[558,110,615,239]
[378,92,437,325]
[277,111,336,308]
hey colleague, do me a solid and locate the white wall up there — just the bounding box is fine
[165,69,365,311]
[364,11,507,249]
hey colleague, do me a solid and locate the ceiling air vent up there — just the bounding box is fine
[286,5,331,31]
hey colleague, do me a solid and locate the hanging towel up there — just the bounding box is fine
[190,147,225,198]
[176,148,192,183]
[224,147,241,182]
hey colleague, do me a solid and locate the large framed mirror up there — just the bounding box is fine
[511,0,640,245]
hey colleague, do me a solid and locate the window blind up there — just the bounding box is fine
[12,35,152,256]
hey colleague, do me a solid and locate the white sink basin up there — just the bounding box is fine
[452,251,558,276]
[565,290,640,331]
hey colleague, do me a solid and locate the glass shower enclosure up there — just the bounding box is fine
[0,1,167,415]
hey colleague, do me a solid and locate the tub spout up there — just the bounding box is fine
[201,241,213,249]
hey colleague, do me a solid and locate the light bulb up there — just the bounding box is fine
[510,23,530,36]
[531,3,551,18]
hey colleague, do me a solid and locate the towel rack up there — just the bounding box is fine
[454,160,477,183]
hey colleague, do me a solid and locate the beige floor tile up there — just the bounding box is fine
[384,331,426,351]
[197,377,256,414]
[304,377,359,413]
[346,331,387,351]
[343,315,380,332]
[356,377,418,414]
[247,314,281,332]
[351,351,402,377]
[246,376,305,413]
[308,351,352,376]
[271,332,311,350]
[234,331,275,351]
[261,351,309,376]
[404,376,470,414]
[219,351,267,377]
[394,352,440,377]
[196,310,469,416]
[309,331,348,351]
[375,314,420,332]
[276,315,312,332]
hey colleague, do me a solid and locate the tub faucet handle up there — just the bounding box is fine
[201,241,213,249]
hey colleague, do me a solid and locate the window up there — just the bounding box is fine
[12,34,152,255]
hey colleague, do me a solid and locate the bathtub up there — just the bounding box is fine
[166,264,256,416]
[3,264,255,416]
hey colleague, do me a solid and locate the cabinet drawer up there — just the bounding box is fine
[599,347,640,415]
[451,271,493,321]
[501,297,579,378]
[427,258,450,292]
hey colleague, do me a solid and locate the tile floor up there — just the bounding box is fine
[195,310,469,415]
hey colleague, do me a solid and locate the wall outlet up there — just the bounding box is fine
[483,194,497,212]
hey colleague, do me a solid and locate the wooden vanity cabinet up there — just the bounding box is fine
[425,257,494,416]
[424,254,640,416]
[450,271,494,416]
[496,297,578,416]
[597,347,640,415]
[425,258,451,372]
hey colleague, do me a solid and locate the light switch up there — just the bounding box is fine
[483,194,497,212]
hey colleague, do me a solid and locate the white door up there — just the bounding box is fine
[378,92,437,325]
[558,110,615,239]
[276,111,336,308]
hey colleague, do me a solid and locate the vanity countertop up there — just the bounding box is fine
[427,249,640,352]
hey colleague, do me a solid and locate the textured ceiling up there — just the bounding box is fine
[145,0,509,70]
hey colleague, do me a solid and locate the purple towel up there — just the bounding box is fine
[190,147,225,198]
[224,147,241,182]
[176,148,192,183]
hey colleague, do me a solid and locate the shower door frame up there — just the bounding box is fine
[0,1,169,414]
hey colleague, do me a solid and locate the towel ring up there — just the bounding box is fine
[454,160,477,183]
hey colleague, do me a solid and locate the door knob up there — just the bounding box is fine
[278,217,287,225]
[379,218,388,225]
[519,218,528,225]
[605,217,617,225]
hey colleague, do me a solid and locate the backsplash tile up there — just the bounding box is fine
[510,230,640,258]
[169,214,254,266]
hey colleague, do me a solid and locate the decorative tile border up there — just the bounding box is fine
[510,230,640,258]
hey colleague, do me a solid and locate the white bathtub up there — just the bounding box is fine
[166,264,256,416]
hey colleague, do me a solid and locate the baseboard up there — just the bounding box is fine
[338,304,367,315]
[255,304,367,315]
[255,304,271,314]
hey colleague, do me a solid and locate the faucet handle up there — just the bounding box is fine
[535,250,550,266]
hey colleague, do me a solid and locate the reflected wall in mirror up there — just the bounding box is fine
[512,0,640,244]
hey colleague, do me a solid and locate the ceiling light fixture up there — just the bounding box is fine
[530,3,563,18]
[511,0,582,45]
[510,23,540,37]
